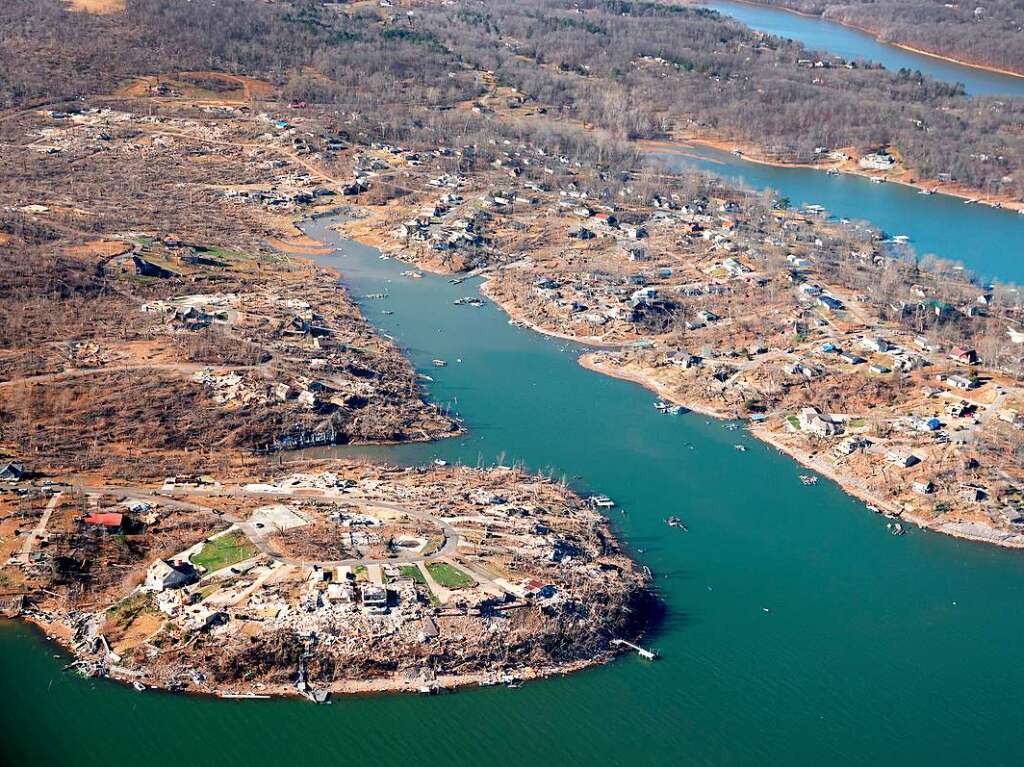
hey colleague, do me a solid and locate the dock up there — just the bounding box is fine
[612,638,658,660]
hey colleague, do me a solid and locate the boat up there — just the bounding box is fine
[381,310,394,315]
[892,235,910,244]
[433,459,448,467]
[667,405,683,415]
[432,359,447,367]
[826,168,839,177]
[888,521,906,536]
[665,516,688,531]
[133,682,146,692]
[799,475,818,485]
[733,444,747,452]
[654,401,669,412]
[590,495,616,508]
[918,188,935,195]
[870,176,885,184]
[866,504,880,513]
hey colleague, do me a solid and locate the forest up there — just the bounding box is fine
[742,0,1024,74]
[1,1,1022,197]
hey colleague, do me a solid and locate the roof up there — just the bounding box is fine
[0,461,25,478]
[84,512,123,527]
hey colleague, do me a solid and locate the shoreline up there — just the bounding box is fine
[642,136,1024,214]
[15,613,624,700]
[697,0,1024,80]
[578,353,1024,550]
[324,219,1024,551]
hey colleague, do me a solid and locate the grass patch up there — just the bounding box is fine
[196,245,250,261]
[105,593,154,630]
[786,415,801,430]
[353,565,368,583]
[848,418,866,428]
[399,565,426,584]
[197,583,222,600]
[426,562,475,589]
[190,531,256,574]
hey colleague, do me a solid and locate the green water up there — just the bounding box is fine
[4,218,1024,766]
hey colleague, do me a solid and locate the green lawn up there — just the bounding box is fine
[399,565,427,584]
[191,531,256,573]
[426,562,475,589]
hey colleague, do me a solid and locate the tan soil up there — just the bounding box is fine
[67,0,125,14]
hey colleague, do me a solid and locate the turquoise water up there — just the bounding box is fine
[4,218,1024,766]
[702,0,1024,97]
[653,144,1024,284]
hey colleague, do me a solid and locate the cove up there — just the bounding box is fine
[651,143,1024,285]
[700,0,1024,98]
[4,215,1024,767]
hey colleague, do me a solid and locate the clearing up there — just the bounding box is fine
[67,0,125,13]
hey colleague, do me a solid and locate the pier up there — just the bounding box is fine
[612,639,658,660]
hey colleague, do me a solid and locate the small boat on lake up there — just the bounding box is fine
[799,475,818,485]
[665,516,688,531]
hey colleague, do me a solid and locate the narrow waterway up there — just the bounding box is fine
[652,144,1024,284]
[3,216,1024,767]
[701,0,1024,97]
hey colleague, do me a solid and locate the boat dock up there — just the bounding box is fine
[612,638,658,660]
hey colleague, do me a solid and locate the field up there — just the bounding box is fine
[426,562,475,589]
[190,531,257,574]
